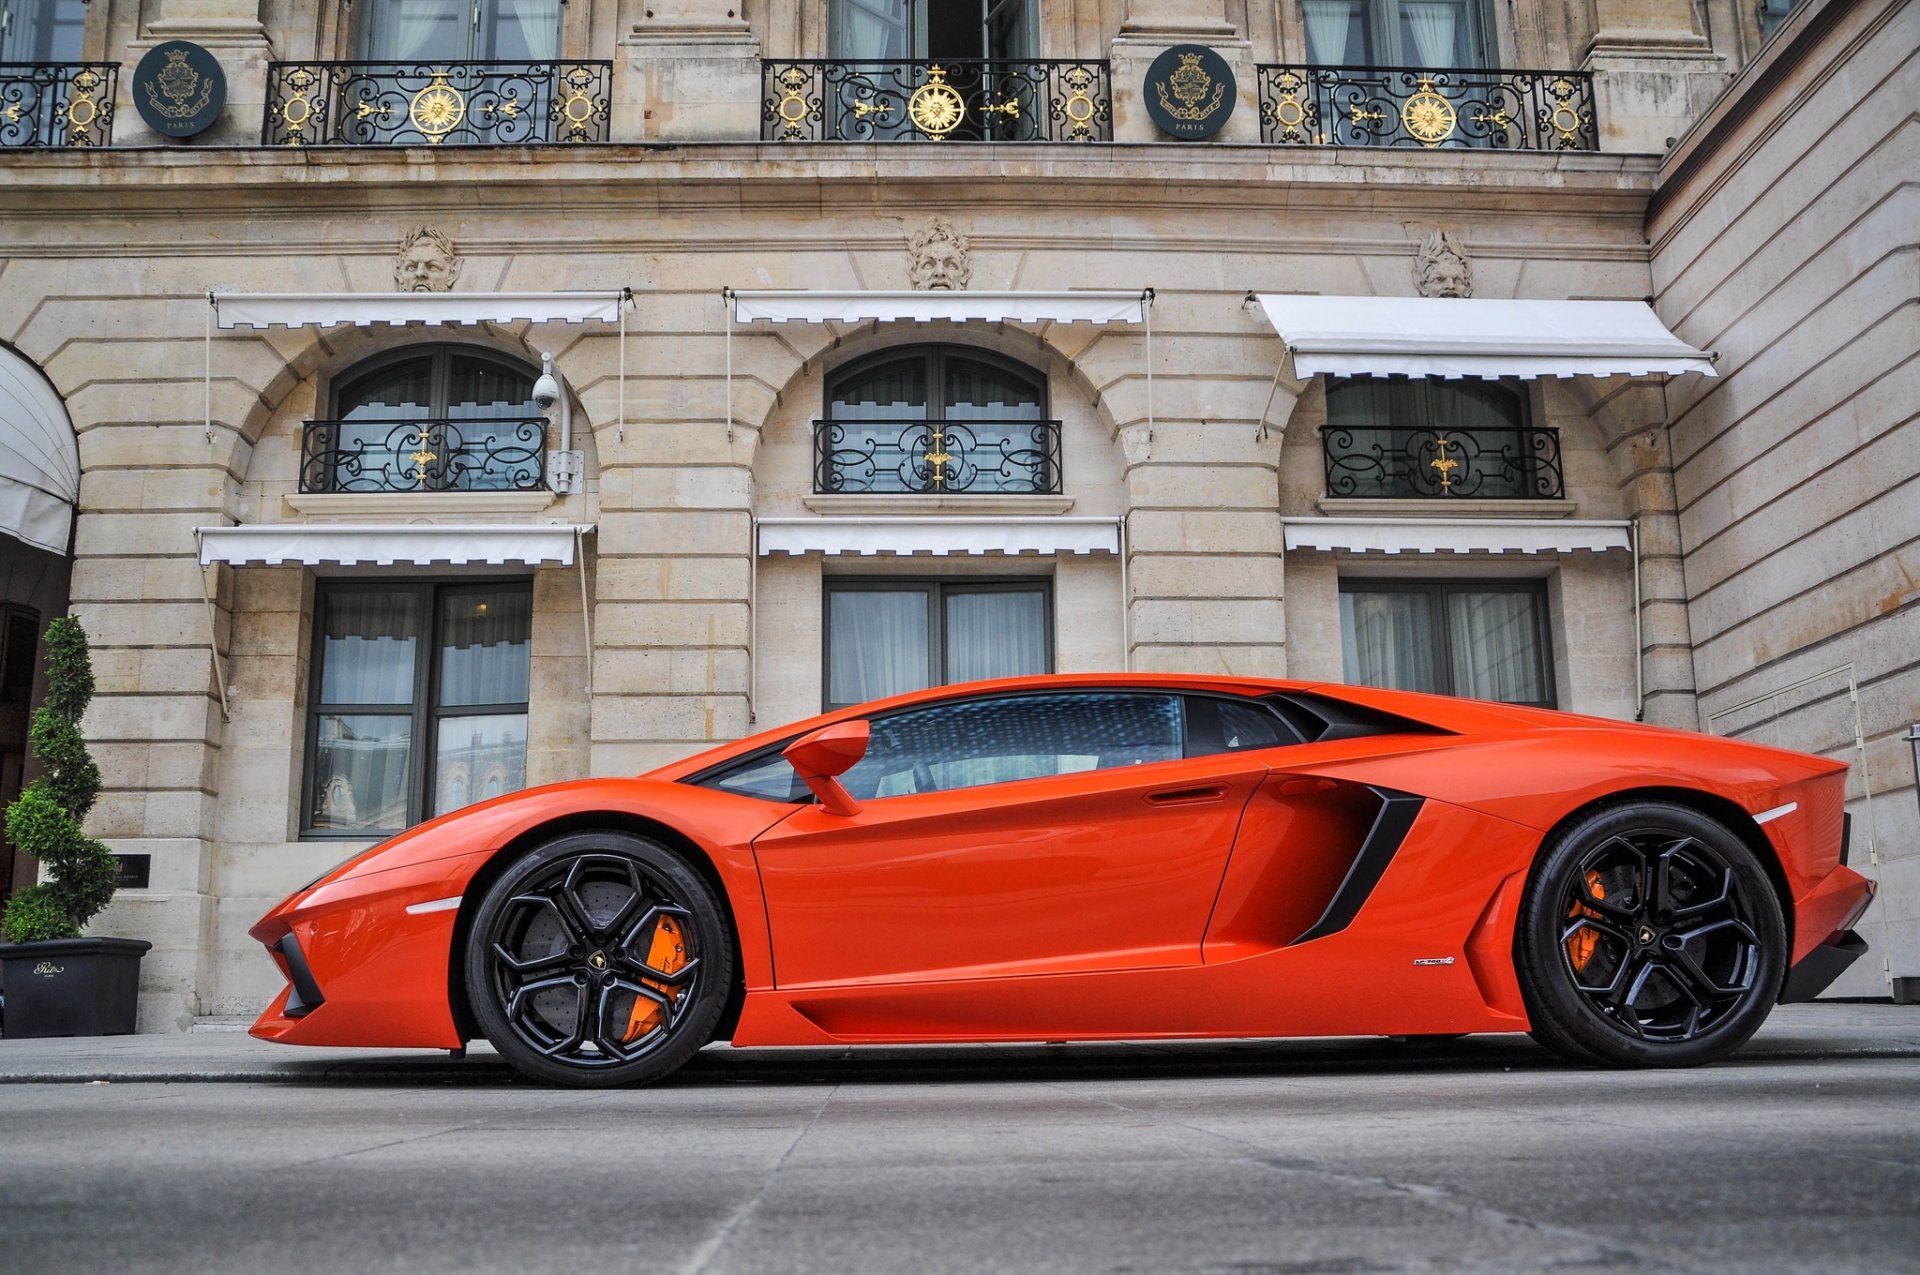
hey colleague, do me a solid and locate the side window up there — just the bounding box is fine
[1182,696,1303,757]
[699,750,808,803]
[840,693,1184,800]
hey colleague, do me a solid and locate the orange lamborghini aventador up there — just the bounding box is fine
[250,675,1876,1086]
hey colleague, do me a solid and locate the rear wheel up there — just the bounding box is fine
[465,830,733,1087]
[1515,801,1785,1068]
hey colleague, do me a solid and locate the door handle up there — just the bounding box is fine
[1145,784,1227,805]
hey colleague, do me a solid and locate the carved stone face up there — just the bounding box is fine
[394,231,461,292]
[908,217,971,291]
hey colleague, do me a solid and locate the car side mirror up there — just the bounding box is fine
[783,720,869,817]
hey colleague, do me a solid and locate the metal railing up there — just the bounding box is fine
[815,419,1063,495]
[1258,65,1596,150]
[263,61,612,146]
[300,418,549,494]
[0,63,116,147]
[764,60,1111,142]
[1321,425,1563,499]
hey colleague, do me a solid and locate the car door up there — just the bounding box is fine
[750,691,1270,989]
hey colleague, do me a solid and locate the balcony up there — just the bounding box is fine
[300,419,548,494]
[764,60,1111,143]
[0,63,116,147]
[1258,66,1595,150]
[815,420,1063,495]
[263,61,611,146]
[1321,425,1564,500]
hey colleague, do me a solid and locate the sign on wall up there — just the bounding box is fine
[1143,45,1236,141]
[132,41,226,139]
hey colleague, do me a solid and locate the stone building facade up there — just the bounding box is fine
[0,0,1909,1029]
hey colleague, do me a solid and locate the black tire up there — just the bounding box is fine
[465,830,734,1087]
[1515,801,1785,1069]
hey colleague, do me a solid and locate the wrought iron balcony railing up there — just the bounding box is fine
[1258,65,1595,150]
[816,419,1063,495]
[301,419,548,494]
[1321,425,1563,499]
[263,61,611,146]
[0,63,116,147]
[765,60,1110,143]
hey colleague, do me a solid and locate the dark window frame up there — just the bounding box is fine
[1324,374,1532,435]
[302,577,534,839]
[330,342,540,421]
[825,344,1049,420]
[820,577,1055,712]
[1337,577,1556,708]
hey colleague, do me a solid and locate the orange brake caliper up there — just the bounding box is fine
[1565,871,1606,971]
[621,915,688,1043]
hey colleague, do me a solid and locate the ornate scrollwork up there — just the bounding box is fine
[815,419,1063,495]
[763,60,1110,143]
[264,61,612,146]
[1258,64,1596,151]
[0,63,118,147]
[301,419,548,494]
[1320,425,1564,500]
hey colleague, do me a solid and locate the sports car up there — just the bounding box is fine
[250,674,1876,1086]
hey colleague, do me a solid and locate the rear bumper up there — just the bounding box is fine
[1780,930,1871,1003]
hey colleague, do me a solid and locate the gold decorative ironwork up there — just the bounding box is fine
[1428,435,1459,491]
[63,68,104,143]
[1400,77,1456,145]
[1061,65,1098,139]
[556,67,603,142]
[1470,106,1509,131]
[773,65,812,139]
[1263,69,1313,142]
[409,447,439,482]
[276,67,318,144]
[408,70,467,144]
[1548,78,1586,147]
[1349,103,1385,126]
[907,65,966,139]
[922,428,953,489]
[852,97,895,119]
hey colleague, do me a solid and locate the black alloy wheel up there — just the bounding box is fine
[1515,801,1785,1068]
[465,831,734,1087]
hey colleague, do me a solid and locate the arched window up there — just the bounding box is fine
[360,0,562,62]
[818,346,1058,495]
[303,345,547,494]
[1321,376,1559,500]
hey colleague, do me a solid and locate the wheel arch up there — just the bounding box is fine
[445,810,749,1045]
[1536,785,1795,957]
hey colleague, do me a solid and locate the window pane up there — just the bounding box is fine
[437,587,532,707]
[830,356,928,421]
[828,589,930,706]
[830,0,913,59]
[944,355,1044,423]
[311,714,413,832]
[1340,589,1440,693]
[1302,0,1367,62]
[446,354,537,420]
[482,0,561,59]
[698,751,806,803]
[338,357,433,420]
[319,591,422,705]
[434,712,528,815]
[841,693,1183,799]
[3,0,88,61]
[944,590,1047,683]
[1399,0,1484,67]
[364,0,469,60]
[0,614,38,706]
[1446,591,1548,703]
[1216,700,1293,751]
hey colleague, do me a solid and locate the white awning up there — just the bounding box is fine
[729,290,1150,326]
[757,516,1121,557]
[1283,517,1632,555]
[1252,295,1717,380]
[196,523,593,567]
[0,346,80,555]
[211,291,628,329]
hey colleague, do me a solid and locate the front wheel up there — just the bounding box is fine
[465,831,734,1087]
[1515,801,1785,1068]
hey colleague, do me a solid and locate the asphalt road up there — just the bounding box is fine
[1,1006,1917,1274]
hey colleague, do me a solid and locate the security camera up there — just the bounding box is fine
[531,373,561,411]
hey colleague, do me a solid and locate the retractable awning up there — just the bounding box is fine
[727,289,1150,326]
[1282,517,1632,555]
[1252,295,1717,380]
[0,345,81,555]
[196,523,591,567]
[757,516,1121,557]
[211,291,627,329]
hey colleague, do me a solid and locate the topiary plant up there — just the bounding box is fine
[1,615,117,944]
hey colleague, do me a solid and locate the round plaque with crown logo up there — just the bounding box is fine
[132,40,226,139]
[1143,44,1235,140]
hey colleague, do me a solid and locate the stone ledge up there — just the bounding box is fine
[1315,497,1580,519]
[801,494,1078,515]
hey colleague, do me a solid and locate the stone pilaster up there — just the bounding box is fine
[619,0,760,141]
[1583,0,1728,152]
[120,0,275,147]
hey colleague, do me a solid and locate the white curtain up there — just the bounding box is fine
[828,590,930,704]
[1339,590,1439,692]
[1402,0,1461,66]
[1446,592,1545,702]
[945,591,1048,683]
[1302,0,1359,63]
[831,0,913,59]
[506,0,562,60]
[372,0,458,60]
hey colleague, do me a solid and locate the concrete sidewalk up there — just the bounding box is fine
[0,1001,1915,1085]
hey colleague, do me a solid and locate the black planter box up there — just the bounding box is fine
[0,937,151,1038]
